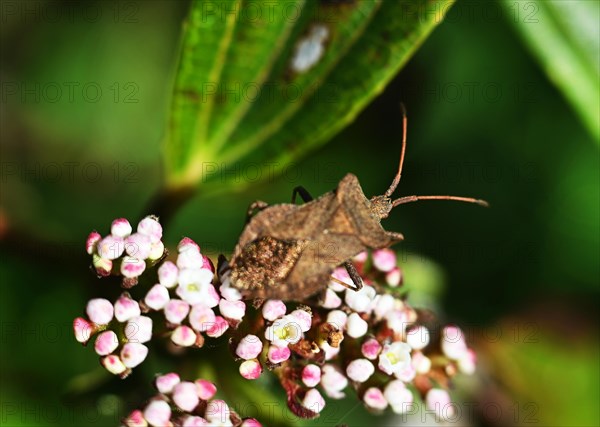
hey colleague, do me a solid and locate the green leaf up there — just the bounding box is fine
[504,0,600,141]
[164,0,456,191]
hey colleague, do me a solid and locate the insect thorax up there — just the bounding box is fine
[231,236,309,291]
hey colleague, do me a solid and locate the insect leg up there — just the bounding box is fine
[291,186,314,204]
[343,260,363,291]
[246,200,269,223]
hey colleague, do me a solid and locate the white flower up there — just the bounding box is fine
[264,315,303,347]
[378,342,412,376]
[176,270,214,305]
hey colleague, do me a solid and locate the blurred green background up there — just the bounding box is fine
[1,1,598,426]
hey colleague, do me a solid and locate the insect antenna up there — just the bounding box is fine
[392,195,489,207]
[383,103,408,198]
[384,105,489,208]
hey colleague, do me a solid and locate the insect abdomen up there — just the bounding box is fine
[230,236,309,295]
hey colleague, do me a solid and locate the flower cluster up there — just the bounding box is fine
[74,217,476,422]
[123,373,261,427]
[221,248,476,419]
[87,216,165,287]
[75,220,246,377]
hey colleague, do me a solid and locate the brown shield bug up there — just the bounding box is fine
[221,109,488,301]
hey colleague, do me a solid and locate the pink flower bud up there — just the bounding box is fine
[102,354,127,375]
[205,284,220,308]
[86,231,101,255]
[173,381,199,412]
[441,326,468,360]
[202,255,214,273]
[363,387,388,410]
[121,343,148,368]
[178,237,199,253]
[111,218,132,238]
[361,338,382,360]
[137,216,162,243]
[412,351,432,374]
[386,267,402,287]
[261,300,286,321]
[326,310,348,330]
[239,359,262,380]
[195,379,217,400]
[143,400,171,427]
[123,409,147,427]
[121,256,146,278]
[86,298,114,325]
[346,313,368,338]
[320,365,348,399]
[92,254,113,277]
[148,241,165,261]
[372,248,396,272]
[458,348,476,375]
[384,380,413,414]
[145,284,170,311]
[219,299,246,321]
[182,416,209,426]
[205,400,230,424]
[158,261,178,288]
[189,304,216,332]
[164,299,190,324]
[206,316,229,338]
[346,358,374,383]
[240,419,261,427]
[94,330,119,356]
[114,294,141,322]
[407,325,430,350]
[290,309,312,332]
[155,373,180,394]
[330,267,351,292]
[73,317,95,344]
[321,289,342,309]
[236,334,263,360]
[171,325,196,347]
[125,316,152,343]
[301,364,321,387]
[97,235,125,260]
[125,233,152,260]
[302,389,325,414]
[353,251,368,263]
[425,388,454,420]
[267,345,291,364]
